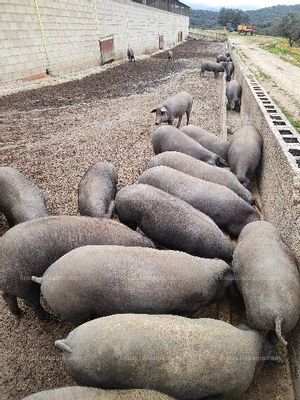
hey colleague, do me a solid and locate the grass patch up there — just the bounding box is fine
[239,50,250,61]
[256,68,272,81]
[271,98,300,134]
[261,39,300,67]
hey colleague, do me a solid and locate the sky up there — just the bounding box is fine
[184,0,300,10]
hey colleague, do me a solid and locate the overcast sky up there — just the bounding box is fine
[185,0,300,10]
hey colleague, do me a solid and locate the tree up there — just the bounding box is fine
[271,13,300,46]
[218,8,250,29]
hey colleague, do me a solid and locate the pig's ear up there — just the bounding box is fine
[160,106,167,113]
[150,108,157,113]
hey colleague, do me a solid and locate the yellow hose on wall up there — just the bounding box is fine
[33,0,51,73]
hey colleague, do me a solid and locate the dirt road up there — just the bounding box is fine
[230,35,300,121]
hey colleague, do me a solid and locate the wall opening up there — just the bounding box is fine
[99,36,115,64]
[282,137,299,143]
[289,149,300,156]
[279,129,293,135]
[159,35,164,49]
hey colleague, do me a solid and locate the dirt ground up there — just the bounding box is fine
[0,39,295,399]
[230,34,300,121]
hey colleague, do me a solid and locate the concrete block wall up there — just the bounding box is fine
[39,0,99,75]
[0,0,48,82]
[230,47,300,400]
[0,0,189,83]
[230,49,300,264]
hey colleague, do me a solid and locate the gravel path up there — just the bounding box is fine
[230,35,300,120]
[0,38,295,400]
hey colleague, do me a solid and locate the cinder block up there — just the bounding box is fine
[0,0,189,83]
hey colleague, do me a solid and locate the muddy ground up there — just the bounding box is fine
[0,39,295,399]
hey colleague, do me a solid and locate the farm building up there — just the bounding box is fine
[0,0,190,83]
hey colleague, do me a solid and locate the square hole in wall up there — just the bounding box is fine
[279,129,293,135]
[270,115,281,120]
[289,149,300,156]
[296,159,300,168]
[266,109,276,113]
[282,137,299,143]
[273,121,286,125]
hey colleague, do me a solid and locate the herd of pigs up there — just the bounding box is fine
[1,49,300,400]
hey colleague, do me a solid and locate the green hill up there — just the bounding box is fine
[248,4,300,29]
[190,9,222,29]
[190,4,300,32]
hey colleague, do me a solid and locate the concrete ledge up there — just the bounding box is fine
[230,46,300,262]
[229,44,300,400]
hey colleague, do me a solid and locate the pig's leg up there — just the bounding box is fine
[24,290,51,320]
[118,215,138,231]
[242,176,251,189]
[104,200,115,218]
[176,116,183,128]
[2,292,21,316]
[186,111,191,125]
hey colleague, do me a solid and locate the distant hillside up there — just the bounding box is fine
[190,9,222,29]
[247,4,300,31]
[190,4,300,32]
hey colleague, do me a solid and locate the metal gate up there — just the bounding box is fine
[159,35,164,49]
[99,36,115,64]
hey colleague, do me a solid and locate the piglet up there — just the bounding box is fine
[226,80,242,111]
[127,48,135,62]
[0,167,48,227]
[228,124,262,188]
[151,91,193,128]
[78,162,117,218]
[200,62,225,78]
[152,126,227,166]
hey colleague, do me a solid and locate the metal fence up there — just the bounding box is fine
[131,0,190,16]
